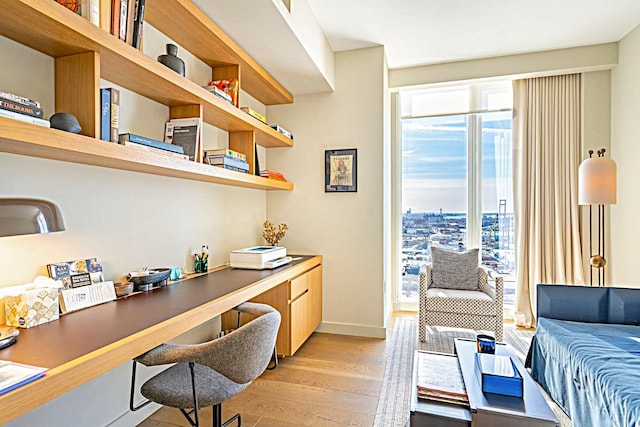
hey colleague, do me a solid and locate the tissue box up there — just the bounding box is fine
[5,288,59,328]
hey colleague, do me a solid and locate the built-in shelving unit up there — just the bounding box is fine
[0,0,294,191]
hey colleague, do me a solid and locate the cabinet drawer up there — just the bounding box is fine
[290,274,308,300]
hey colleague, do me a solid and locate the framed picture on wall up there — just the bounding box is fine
[325,149,357,192]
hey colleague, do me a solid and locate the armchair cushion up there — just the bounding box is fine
[431,247,480,290]
[426,288,497,315]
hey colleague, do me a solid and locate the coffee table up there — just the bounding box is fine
[410,339,559,427]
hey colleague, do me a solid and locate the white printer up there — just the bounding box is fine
[229,246,292,269]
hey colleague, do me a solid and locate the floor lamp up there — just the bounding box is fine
[578,149,617,286]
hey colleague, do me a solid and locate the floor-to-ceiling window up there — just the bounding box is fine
[398,82,516,311]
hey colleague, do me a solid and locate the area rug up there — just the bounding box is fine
[372,316,416,427]
[373,316,571,427]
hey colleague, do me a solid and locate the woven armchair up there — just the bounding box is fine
[418,264,504,342]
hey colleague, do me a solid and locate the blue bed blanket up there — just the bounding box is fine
[530,318,640,427]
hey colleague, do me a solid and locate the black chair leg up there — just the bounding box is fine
[212,403,222,427]
[266,346,278,370]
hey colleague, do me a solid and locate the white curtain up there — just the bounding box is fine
[512,74,585,328]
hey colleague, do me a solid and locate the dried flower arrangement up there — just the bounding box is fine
[263,220,288,246]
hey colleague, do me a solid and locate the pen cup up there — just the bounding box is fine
[194,255,208,273]
[476,334,496,354]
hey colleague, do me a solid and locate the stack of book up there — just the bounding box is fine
[260,170,287,181]
[205,148,249,173]
[240,107,267,124]
[270,124,293,140]
[0,90,49,128]
[205,79,238,106]
[202,84,234,105]
[416,352,469,407]
[119,133,188,160]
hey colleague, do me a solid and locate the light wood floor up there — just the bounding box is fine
[137,331,390,427]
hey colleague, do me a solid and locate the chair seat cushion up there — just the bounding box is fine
[141,362,248,408]
[426,288,498,315]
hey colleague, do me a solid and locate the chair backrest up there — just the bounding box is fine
[193,302,281,384]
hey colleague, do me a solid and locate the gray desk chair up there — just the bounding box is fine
[130,302,280,427]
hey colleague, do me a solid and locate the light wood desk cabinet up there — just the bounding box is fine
[224,264,322,356]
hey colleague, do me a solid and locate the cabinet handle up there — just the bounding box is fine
[290,288,309,303]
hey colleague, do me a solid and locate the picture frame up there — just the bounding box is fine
[325,149,357,192]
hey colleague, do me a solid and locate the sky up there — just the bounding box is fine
[402,112,513,213]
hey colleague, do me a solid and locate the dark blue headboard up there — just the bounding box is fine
[537,284,640,325]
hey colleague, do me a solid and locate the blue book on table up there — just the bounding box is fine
[100,89,111,142]
[475,353,523,398]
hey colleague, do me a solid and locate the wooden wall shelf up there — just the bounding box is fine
[0,119,293,191]
[0,0,296,190]
[0,0,294,149]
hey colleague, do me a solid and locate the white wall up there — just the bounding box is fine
[266,46,388,338]
[611,24,640,287]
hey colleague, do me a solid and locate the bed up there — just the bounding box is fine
[527,284,640,427]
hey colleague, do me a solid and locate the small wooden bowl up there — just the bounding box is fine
[114,282,134,297]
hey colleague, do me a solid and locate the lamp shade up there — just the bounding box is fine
[578,157,617,205]
[0,198,65,237]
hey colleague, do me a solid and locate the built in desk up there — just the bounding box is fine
[0,255,322,425]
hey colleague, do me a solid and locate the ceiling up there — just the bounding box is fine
[196,0,640,97]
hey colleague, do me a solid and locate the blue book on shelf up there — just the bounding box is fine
[206,154,249,171]
[100,89,111,142]
[118,133,185,154]
[475,353,523,398]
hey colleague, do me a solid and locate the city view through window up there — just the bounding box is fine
[400,84,515,308]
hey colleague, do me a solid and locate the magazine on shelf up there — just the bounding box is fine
[0,361,47,396]
[164,117,201,161]
[47,258,105,290]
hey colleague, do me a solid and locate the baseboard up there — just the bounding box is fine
[107,403,161,427]
[316,321,387,339]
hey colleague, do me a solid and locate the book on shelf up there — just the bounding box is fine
[165,117,201,161]
[100,88,111,141]
[207,79,238,106]
[111,0,120,37]
[0,108,50,128]
[213,164,250,173]
[206,155,249,172]
[260,170,287,181]
[474,353,523,398]
[0,361,47,396]
[254,144,260,176]
[80,0,100,26]
[416,352,468,407]
[124,0,136,44]
[47,258,105,290]
[203,148,246,161]
[0,91,41,108]
[131,0,146,49]
[120,140,189,160]
[119,133,186,154]
[0,97,44,119]
[118,0,128,41]
[54,0,80,14]
[109,88,120,143]
[240,107,267,125]
[202,84,233,105]
[270,124,293,140]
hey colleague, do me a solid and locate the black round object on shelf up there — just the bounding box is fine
[49,112,82,133]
